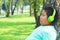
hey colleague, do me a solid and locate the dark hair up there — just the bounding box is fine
[43,6,58,25]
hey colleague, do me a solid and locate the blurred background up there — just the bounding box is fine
[0,0,60,40]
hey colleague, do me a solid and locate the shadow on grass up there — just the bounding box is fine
[0,21,35,36]
[9,14,31,18]
[0,21,35,27]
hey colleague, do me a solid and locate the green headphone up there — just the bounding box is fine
[48,9,56,22]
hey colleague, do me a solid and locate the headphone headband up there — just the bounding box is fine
[52,9,56,17]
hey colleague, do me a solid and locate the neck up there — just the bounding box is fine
[42,24,52,26]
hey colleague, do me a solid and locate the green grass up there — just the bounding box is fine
[0,14,35,40]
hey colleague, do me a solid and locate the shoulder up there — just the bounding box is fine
[26,26,57,40]
[33,26,57,40]
[34,26,56,32]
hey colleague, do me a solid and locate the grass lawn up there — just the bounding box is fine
[0,14,35,40]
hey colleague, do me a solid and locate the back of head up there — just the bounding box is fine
[43,6,58,25]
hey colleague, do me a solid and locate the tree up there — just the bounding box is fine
[27,0,43,28]
[20,0,25,14]
[11,0,19,15]
[55,0,60,40]
[6,0,11,17]
[28,0,43,28]
[0,0,2,14]
[2,0,20,16]
[28,0,33,16]
[34,0,43,28]
[11,0,13,15]
[2,0,11,17]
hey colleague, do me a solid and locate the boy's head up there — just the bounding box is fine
[40,6,58,26]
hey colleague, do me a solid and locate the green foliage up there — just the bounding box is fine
[24,0,29,6]
[2,3,6,10]
[36,0,43,16]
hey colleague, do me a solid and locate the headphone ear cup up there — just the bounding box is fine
[48,16,54,22]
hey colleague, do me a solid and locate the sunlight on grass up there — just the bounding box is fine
[0,14,35,40]
[0,15,35,23]
[0,27,16,34]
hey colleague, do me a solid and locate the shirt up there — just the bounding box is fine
[25,26,57,40]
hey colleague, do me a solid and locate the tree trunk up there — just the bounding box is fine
[29,0,32,16]
[21,1,24,14]
[43,0,45,8]
[30,4,32,16]
[34,0,40,28]
[6,10,10,17]
[11,0,13,15]
[52,0,60,40]
[0,5,1,14]
[21,6,24,13]
[0,0,2,14]
[11,0,18,15]
[56,3,60,40]
[6,5,10,17]
[11,7,15,15]
[6,0,10,17]
[17,7,19,14]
